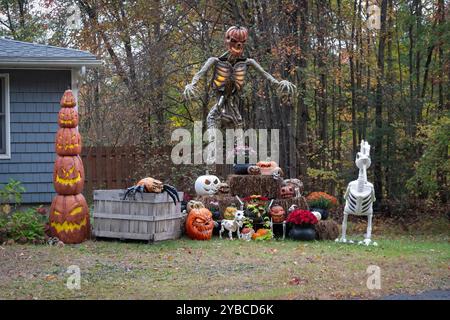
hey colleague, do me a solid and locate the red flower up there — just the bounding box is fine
[286,209,318,225]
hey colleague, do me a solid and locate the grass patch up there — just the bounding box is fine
[0,219,449,300]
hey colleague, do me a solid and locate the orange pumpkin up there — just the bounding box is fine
[256,161,279,175]
[251,228,269,240]
[49,194,90,244]
[58,107,79,128]
[185,208,214,240]
[55,128,82,156]
[270,205,286,223]
[53,155,85,195]
[60,89,76,108]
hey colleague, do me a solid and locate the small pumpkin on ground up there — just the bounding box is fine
[252,228,272,240]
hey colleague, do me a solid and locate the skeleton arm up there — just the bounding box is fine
[183,57,219,100]
[247,58,296,95]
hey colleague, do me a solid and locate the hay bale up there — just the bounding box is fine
[315,220,340,240]
[195,195,241,218]
[227,174,281,198]
[273,196,309,211]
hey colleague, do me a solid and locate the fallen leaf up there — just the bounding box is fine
[45,275,57,281]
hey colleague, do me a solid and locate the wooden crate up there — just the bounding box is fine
[93,189,184,242]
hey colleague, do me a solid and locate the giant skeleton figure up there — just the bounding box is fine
[336,140,377,246]
[184,26,296,162]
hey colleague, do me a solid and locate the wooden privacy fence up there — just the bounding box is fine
[81,146,138,200]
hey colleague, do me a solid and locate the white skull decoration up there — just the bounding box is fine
[194,175,221,196]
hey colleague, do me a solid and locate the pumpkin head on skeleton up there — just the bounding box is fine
[225,26,248,57]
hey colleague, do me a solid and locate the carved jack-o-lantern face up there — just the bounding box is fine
[225,26,248,57]
[270,205,286,223]
[55,128,82,156]
[256,161,279,175]
[185,208,214,240]
[49,194,90,244]
[217,182,230,195]
[53,155,85,195]
[58,107,79,128]
[194,175,221,196]
[60,89,76,108]
[280,185,295,199]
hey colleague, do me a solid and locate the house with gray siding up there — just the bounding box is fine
[0,38,100,203]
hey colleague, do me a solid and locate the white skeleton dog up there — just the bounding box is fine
[220,209,245,240]
[337,140,377,246]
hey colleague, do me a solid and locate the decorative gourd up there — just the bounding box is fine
[53,155,85,195]
[49,194,90,244]
[58,107,79,128]
[194,175,220,196]
[185,208,214,240]
[256,161,279,175]
[55,128,82,156]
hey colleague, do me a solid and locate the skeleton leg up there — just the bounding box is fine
[205,101,223,164]
[359,213,377,246]
[336,212,349,243]
[228,229,233,240]
[219,224,224,239]
[366,213,373,240]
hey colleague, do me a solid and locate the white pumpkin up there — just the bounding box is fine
[194,175,221,196]
[312,211,322,221]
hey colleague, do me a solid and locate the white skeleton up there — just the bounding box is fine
[336,140,377,246]
[220,209,245,240]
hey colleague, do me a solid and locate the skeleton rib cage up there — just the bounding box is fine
[344,181,375,216]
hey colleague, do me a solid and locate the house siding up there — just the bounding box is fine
[0,69,71,203]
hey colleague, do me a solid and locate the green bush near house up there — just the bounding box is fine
[0,180,47,244]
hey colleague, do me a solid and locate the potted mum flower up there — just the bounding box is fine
[286,209,318,241]
[305,191,338,220]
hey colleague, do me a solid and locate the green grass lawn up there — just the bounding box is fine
[0,218,449,300]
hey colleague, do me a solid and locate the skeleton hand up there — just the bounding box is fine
[183,83,199,100]
[276,80,296,95]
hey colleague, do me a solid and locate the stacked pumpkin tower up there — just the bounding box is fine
[49,90,90,244]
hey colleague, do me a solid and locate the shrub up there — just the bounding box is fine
[5,208,47,244]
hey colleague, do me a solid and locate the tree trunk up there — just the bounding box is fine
[374,0,388,204]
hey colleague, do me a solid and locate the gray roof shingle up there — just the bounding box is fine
[0,37,100,65]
